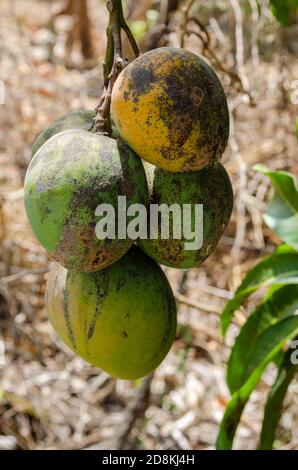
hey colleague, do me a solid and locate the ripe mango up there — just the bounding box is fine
[111,47,229,172]
[46,248,177,380]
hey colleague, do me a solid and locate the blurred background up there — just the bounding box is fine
[0,0,297,450]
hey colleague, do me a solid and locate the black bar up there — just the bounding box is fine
[0,450,297,466]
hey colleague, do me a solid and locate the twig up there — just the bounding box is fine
[160,0,179,26]
[177,270,189,295]
[229,0,250,93]
[229,106,248,259]
[0,424,31,450]
[187,282,233,300]
[186,28,248,91]
[1,268,49,284]
[220,236,274,254]
[246,203,265,249]
[180,0,196,48]
[77,0,95,59]
[179,1,253,101]
[189,16,210,44]
[209,17,226,45]
[93,0,140,135]
[127,0,154,20]
[144,0,180,50]
[175,292,221,314]
[249,0,260,68]
[0,188,24,202]
[116,374,153,449]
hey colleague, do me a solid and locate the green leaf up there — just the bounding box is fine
[227,285,298,393]
[220,252,298,335]
[259,345,297,450]
[216,316,298,450]
[254,165,298,248]
[270,0,298,26]
[275,244,297,255]
[263,245,297,299]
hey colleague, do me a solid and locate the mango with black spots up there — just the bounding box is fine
[138,162,233,269]
[111,47,229,173]
[31,109,96,157]
[25,129,148,272]
[46,248,177,380]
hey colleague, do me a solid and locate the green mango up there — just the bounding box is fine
[46,248,177,380]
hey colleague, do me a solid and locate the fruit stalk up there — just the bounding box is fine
[93,0,140,135]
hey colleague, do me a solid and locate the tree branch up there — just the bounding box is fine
[93,0,140,135]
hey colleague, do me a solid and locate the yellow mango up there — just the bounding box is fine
[111,47,229,172]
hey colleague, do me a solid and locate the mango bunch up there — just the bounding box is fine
[25,47,233,379]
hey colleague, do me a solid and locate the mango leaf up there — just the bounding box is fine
[220,252,298,335]
[264,247,298,306]
[274,243,297,255]
[275,244,297,255]
[270,0,298,26]
[216,315,298,450]
[227,285,298,393]
[254,165,298,249]
[261,278,296,367]
[259,346,297,450]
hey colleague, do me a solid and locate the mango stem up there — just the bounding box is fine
[93,0,140,136]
